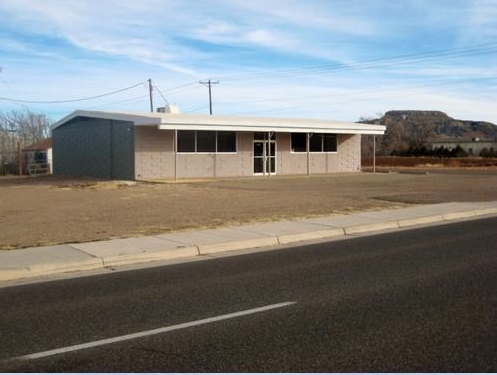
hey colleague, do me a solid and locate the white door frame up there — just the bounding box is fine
[253,132,276,176]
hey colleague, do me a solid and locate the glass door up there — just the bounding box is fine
[253,133,276,175]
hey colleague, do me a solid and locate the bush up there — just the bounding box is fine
[480,147,497,158]
[450,145,468,158]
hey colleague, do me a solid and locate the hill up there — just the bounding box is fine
[360,110,497,156]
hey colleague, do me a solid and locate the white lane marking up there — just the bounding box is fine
[14,301,296,361]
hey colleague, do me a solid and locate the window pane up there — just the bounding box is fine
[309,134,323,152]
[269,142,275,155]
[217,131,236,152]
[291,133,306,152]
[323,134,337,152]
[253,132,266,141]
[269,157,276,173]
[254,141,264,156]
[253,157,264,173]
[197,131,216,152]
[177,130,195,152]
[253,132,275,141]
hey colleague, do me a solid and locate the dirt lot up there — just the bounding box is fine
[1,169,497,250]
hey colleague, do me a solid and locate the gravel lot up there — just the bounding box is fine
[1,169,496,249]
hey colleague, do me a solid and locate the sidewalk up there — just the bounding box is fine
[2,201,497,284]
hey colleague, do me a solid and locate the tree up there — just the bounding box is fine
[0,109,52,175]
[408,122,436,150]
[450,145,468,158]
[480,147,497,158]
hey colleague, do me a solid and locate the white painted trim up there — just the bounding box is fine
[52,110,386,135]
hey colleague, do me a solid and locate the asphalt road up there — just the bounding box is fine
[1,217,496,372]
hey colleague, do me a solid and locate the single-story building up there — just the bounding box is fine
[430,138,497,156]
[22,137,53,175]
[51,108,385,180]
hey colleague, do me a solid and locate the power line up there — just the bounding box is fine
[230,77,497,116]
[220,43,497,82]
[153,85,170,106]
[86,94,151,110]
[214,76,497,108]
[159,81,199,93]
[0,80,148,104]
[183,105,210,114]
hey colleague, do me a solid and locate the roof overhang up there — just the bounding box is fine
[51,110,162,129]
[52,110,386,135]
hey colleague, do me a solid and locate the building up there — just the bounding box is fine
[22,138,53,175]
[430,138,497,156]
[51,109,385,180]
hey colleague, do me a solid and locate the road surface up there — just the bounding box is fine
[1,217,496,372]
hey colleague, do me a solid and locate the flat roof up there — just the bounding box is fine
[52,110,386,135]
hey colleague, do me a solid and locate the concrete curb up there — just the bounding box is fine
[344,221,399,235]
[101,246,200,268]
[442,211,480,221]
[2,203,497,283]
[398,214,445,228]
[277,228,345,244]
[0,258,104,282]
[198,237,279,255]
[475,206,497,216]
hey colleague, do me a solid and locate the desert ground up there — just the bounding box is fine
[1,169,496,249]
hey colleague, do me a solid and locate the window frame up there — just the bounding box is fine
[290,132,338,153]
[177,130,237,154]
[290,133,307,153]
[177,130,196,153]
[217,131,237,153]
[322,133,338,152]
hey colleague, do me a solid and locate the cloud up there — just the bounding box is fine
[228,0,380,36]
[0,0,495,124]
[0,0,203,75]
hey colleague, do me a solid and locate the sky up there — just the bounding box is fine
[0,0,496,124]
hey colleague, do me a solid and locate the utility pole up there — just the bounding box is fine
[148,78,153,113]
[199,79,219,115]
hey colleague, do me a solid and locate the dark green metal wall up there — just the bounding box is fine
[52,116,135,180]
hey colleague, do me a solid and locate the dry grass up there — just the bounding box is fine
[1,171,496,250]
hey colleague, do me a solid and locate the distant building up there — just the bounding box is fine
[22,138,52,174]
[430,138,497,156]
[51,109,385,180]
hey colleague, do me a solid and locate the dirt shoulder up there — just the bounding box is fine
[1,170,496,250]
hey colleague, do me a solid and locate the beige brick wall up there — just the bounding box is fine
[134,127,175,179]
[175,132,254,178]
[338,134,361,172]
[134,127,361,179]
[135,128,255,179]
[278,133,361,174]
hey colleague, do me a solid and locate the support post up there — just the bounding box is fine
[214,132,217,178]
[373,134,376,173]
[306,133,311,176]
[174,129,178,182]
[267,132,271,178]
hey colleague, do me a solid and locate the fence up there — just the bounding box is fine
[362,156,497,168]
